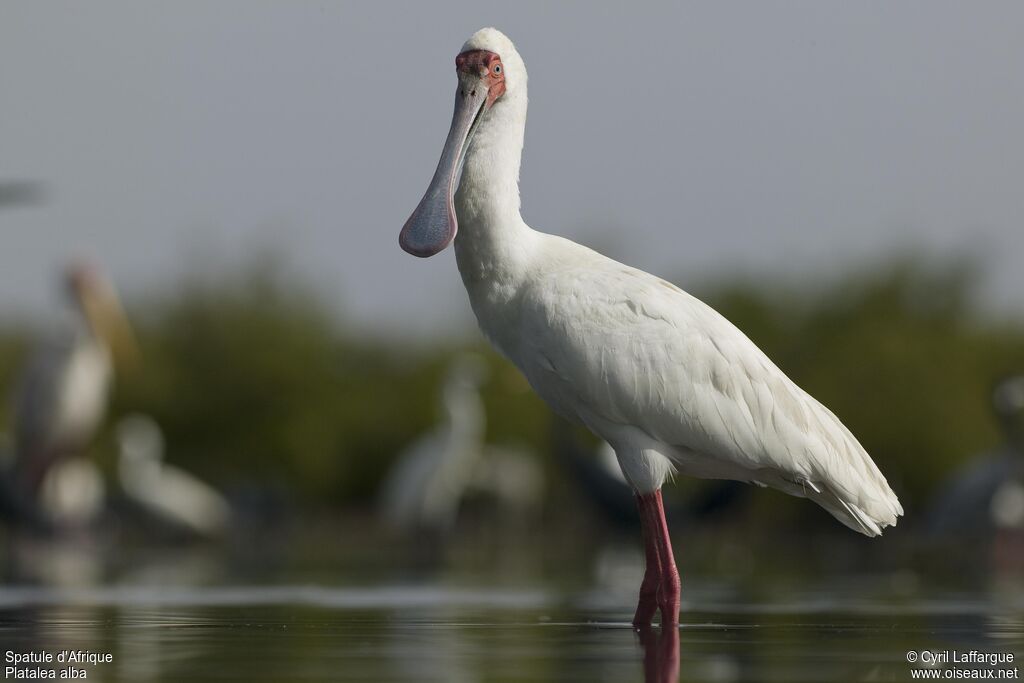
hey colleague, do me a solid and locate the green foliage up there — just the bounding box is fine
[111,263,449,502]
[4,254,1022,520]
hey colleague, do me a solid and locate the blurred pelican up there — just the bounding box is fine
[117,414,231,538]
[928,374,1024,536]
[379,356,542,534]
[7,262,137,508]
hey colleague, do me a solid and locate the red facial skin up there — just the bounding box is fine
[455,49,506,109]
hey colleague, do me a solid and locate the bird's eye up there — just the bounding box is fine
[493,63,502,75]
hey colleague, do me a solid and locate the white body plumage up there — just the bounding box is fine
[453,29,900,536]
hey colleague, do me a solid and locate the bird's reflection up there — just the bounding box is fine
[637,624,679,683]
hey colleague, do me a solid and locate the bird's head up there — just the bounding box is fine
[116,414,165,466]
[400,28,526,258]
[65,261,140,369]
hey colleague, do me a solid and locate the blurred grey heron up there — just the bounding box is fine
[117,414,231,539]
[994,374,1024,452]
[928,374,1024,536]
[7,262,137,506]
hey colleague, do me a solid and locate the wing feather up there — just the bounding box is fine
[515,248,901,533]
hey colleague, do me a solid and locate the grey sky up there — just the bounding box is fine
[2,2,1022,337]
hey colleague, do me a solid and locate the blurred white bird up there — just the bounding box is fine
[399,28,902,626]
[379,356,542,534]
[8,262,136,505]
[38,456,106,528]
[117,414,231,538]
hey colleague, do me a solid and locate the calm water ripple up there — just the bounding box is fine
[0,584,1020,682]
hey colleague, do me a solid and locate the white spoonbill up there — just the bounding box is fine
[9,262,137,502]
[400,28,902,626]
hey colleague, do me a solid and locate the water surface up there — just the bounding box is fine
[1,527,1021,682]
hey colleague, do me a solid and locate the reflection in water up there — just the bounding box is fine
[0,522,1022,682]
[0,584,1020,683]
[638,625,679,683]
[117,606,161,683]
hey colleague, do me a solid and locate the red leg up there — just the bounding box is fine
[633,499,661,626]
[634,490,680,627]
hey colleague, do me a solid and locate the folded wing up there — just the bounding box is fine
[519,248,902,535]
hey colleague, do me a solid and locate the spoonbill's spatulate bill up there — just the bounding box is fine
[400,28,903,626]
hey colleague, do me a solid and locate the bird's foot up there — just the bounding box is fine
[632,567,660,626]
[632,576,681,626]
[657,567,681,627]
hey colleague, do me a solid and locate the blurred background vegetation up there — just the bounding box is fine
[0,252,1021,530]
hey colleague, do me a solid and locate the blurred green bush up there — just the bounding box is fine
[0,255,1021,520]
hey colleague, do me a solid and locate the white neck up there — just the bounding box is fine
[453,93,535,285]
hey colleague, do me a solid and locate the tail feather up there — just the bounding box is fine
[803,477,901,537]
